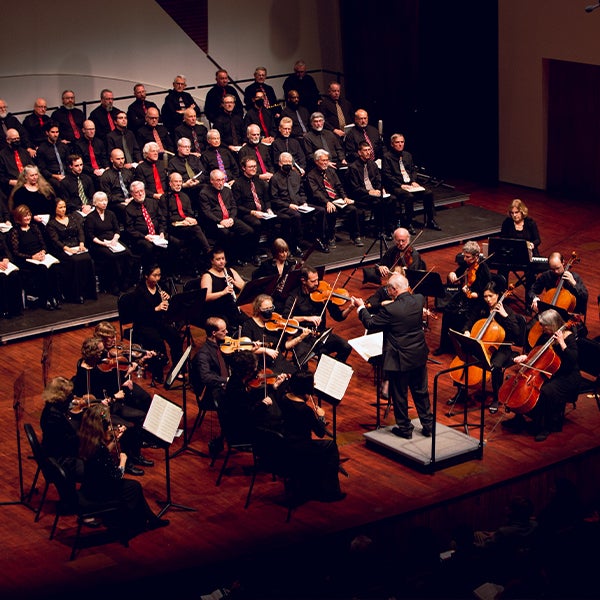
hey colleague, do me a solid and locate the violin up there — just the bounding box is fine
[449,286,514,388]
[109,343,156,361]
[247,369,289,388]
[220,336,273,354]
[310,280,352,305]
[528,251,580,348]
[69,394,97,415]
[98,355,131,373]
[265,312,315,335]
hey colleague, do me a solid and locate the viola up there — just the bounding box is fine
[528,251,580,348]
[499,317,580,413]
[219,336,273,354]
[449,286,514,388]
[309,280,351,305]
[265,312,314,335]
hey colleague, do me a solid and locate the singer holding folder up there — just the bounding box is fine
[353,273,434,439]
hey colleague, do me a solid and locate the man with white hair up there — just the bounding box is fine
[134,142,168,200]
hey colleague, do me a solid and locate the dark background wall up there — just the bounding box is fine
[340,0,498,184]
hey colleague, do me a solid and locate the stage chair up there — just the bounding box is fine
[23,423,50,522]
[576,337,600,412]
[117,291,137,340]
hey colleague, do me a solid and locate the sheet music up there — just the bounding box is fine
[26,253,59,268]
[297,204,315,213]
[108,241,127,253]
[0,261,19,276]
[314,354,354,401]
[348,331,383,362]
[143,394,183,444]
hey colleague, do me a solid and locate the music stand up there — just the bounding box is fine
[296,327,333,369]
[536,301,572,323]
[446,329,491,436]
[488,237,532,298]
[167,288,207,347]
[235,275,278,306]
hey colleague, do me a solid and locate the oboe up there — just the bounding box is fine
[224,267,237,302]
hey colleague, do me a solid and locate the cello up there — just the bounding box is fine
[499,316,580,414]
[528,252,580,348]
[449,285,514,388]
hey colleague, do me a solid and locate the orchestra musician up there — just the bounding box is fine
[130,263,183,385]
[241,293,312,376]
[502,309,580,442]
[354,273,434,439]
[199,247,248,330]
[251,237,299,313]
[433,241,491,356]
[283,266,355,364]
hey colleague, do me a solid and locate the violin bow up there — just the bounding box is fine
[318,270,342,323]
[276,297,297,352]
[409,265,436,295]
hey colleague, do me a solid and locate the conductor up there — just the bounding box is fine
[353,273,434,439]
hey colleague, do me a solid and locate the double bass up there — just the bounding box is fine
[499,317,580,414]
[528,252,580,348]
[449,286,514,388]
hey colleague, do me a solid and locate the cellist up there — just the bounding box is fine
[530,252,588,319]
[502,309,580,442]
[433,241,492,356]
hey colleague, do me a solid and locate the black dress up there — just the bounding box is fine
[0,234,23,316]
[46,214,97,302]
[201,270,248,330]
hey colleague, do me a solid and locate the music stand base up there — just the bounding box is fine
[157,501,196,518]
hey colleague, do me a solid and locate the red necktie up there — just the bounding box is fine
[175,193,186,219]
[152,128,164,152]
[14,150,23,172]
[68,112,81,139]
[152,163,164,194]
[363,130,375,160]
[323,173,337,199]
[38,117,44,127]
[254,147,267,173]
[141,203,156,235]
[88,141,99,170]
[257,109,268,137]
[142,101,147,114]
[107,112,115,131]
[250,180,262,211]
[217,192,229,219]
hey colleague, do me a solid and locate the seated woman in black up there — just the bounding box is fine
[9,203,61,310]
[8,164,55,222]
[130,263,183,384]
[78,403,168,536]
[277,370,345,503]
[46,198,97,304]
[0,233,23,318]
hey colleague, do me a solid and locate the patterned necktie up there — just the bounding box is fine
[399,157,410,183]
[54,145,65,175]
[335,102,346,128]
[152,163,164,194]
[250,180,262,211]
[191,129,201,153]
[107,112,115,131]
[174,193,186,219]
[254,147,267,173]
[14,150,23,172]
[152,128,164,152]
[363,163,373,191]
[217,191,229,219]
[184,159,195,180]
[88,141,99,170]
[118,171,129,197]
[77,177,88,205]
[363,129,375,160]
[68,112,81,139]
[215,150,227,181]
[141,203,156,235]
[323,172,337,199]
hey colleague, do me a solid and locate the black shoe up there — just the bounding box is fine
[407,224,417,235]
[501,415,526,432]
[131,455,154,467]
[352,237,364,247]
[315,239,330,253]
[534,431,549,442]
[421,427,432,437]
[147,517,170,530]
[153,373,164,385]
[328,238,337,249]
[432,347,447,356]
[391,426,413,439]
[125,464,145,476]
[78,296,85,304]
[488,403,499,414]
[426,219,442,231]
[44,300,55,311]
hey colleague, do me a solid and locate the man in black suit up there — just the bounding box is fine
[106,111,142,169]
[127,83,159,133]
[89,89,123,141]
[355,273,434,439]
[136,107,174,154]
[0,128,34,195]
[51,90,84,144]
[344,109,385,163]
[204,70,243,125]
[320,82,353,138]
[76,120,109,185]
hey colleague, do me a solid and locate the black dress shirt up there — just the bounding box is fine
[173,123,208,153]
[60,172,95,213]
[201,146,240,181]
[204,85,243,124]
[51,106,84,142]
[212,111,244,147]
[106,129,142,164]
[161,89,201,133]
[89,105,123,141]
[136,124,174,153]
[35,140,70,179]
[126,98,159,133]
[134,160,168,197]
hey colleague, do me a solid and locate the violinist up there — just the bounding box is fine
[283,266,354,364]
[377,227,427,279]
[530,252,588,318]
[433,241,491,356]
[71,336,152,476]
[78,403,169,535]
[251,237,298,313]
[502,309,580,442]
[241,294,311,375]
[199,246,248,330]
[130,263,183,384]
[450,282,523,413]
